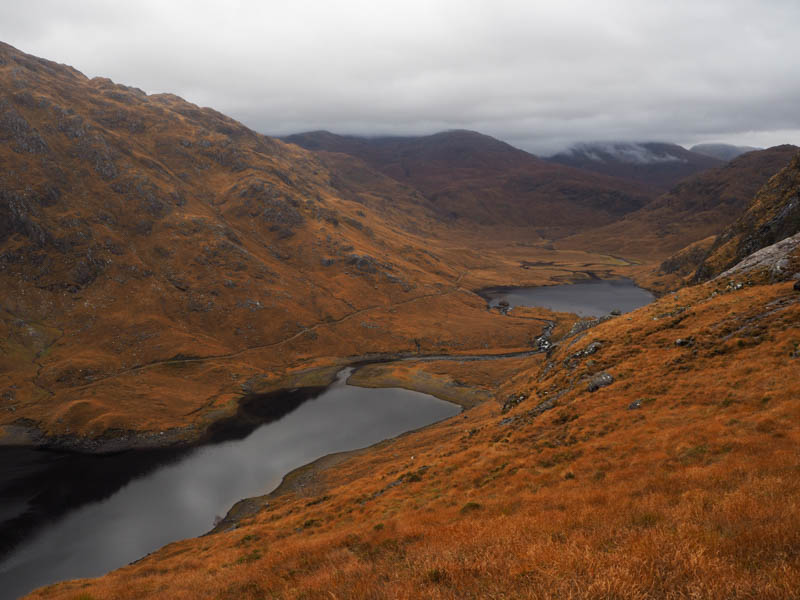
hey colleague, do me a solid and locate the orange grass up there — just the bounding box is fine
[27,277,800,599]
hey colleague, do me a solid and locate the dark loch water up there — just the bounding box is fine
[0,368,459,599]
[478,278,654,316]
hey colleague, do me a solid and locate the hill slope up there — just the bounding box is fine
[28,245,800,599]
[692,150,800,281]
[0,42,549,448]
[560,145,798,268]
[690,143,760,161]
[285,130,656,234]
[549,141,724,191]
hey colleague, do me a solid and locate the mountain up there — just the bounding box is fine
[690,143,760,161]
[559,145,798,268]
[0,42,541,448]
[549,141,724,191]
[5,41,800,600]
[285,130,656,234]
[692,149,800,281]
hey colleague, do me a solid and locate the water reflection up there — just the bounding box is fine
[478,278,654,316]
[0,369,459,599]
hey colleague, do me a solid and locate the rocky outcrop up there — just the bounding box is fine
[693,151,800,281]
[716,232,800,281]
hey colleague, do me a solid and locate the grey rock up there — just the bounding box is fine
[237,299,264,311]
[584,341,602,355]
[526,397,556,418]
[0,101,48,154]
[346,254,378,273]
[627,399,642,410]
[588,372,614,392]
[718,232,800,281]
[501,393,526,414]
[675,337,694,347]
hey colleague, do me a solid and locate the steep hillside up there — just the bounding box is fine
[691,151,800,281]
[690,143,760,161]
[29,244,800,599]
[0,42,555,448]
[285,130,656,234]
[559,145,798,268]
[549,142,724,191]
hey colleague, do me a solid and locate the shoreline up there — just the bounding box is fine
[0,347,546,455]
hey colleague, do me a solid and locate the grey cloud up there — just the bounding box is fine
[2,0,799,154]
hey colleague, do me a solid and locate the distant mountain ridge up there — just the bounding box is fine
[548,141,724,191]
[559,144,799,272]
[285,130,656,233]
[690,143,760,161]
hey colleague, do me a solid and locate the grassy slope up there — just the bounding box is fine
[28,262,800,599]
[0,42,504,443]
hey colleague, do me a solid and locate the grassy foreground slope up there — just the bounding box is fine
[28,244,800,599]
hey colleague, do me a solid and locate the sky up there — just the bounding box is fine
[1,0,799,155]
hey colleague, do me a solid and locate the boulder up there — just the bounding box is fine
[588,372,614,392]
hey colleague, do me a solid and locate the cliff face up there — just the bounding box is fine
[693,151,800,281]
